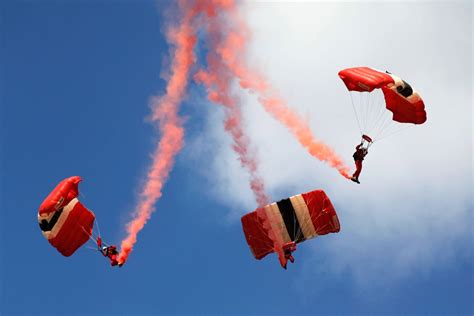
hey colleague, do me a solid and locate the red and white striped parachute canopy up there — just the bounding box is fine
[241,189,340,261]
[38,176,95,257]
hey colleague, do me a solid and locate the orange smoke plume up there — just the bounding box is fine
[194,6,270,207]
[257,96,351,178]
[119,0,349,265]
[117,2,199,264]
[213,6,351,179]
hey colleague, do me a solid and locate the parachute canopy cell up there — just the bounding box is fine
[241,189,340,260]
[338,67,427,125]
[38,176,95,257]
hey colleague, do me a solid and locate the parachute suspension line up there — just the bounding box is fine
[368,92,382,135]
[81,226,99,247]
[365,93,373,133]
[361,93,368,133]
[365,93,375,134]
[363,92,370,132]
[293,209,304,243]
[371,112,390,139]
[95,218,102,239]
[378,121,399,139]
[365,91,379,135]
[80,221,110,249]
[371,108,394,141]
[372,114,393,140]
[366,96,378,136]
[85,245,100,252]
[349,93,362,134]
[380,115,399,137]
[293,207,328,243]
[367,94,388,137]
[375,124,412,142]
[83,216,113,249]
[362,93,367,132]
[310,208,329,235]
[366,91,384,138]
[294,210,302,242]
[358,93,365,133]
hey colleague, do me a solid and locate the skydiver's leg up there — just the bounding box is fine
[278,254,288,270]
[354,160,362,179]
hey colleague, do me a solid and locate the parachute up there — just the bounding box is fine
[241,189,340,268]
[38,176,95,257]
[339,67,427,143]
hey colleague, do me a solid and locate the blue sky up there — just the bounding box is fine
[1,1,472,315]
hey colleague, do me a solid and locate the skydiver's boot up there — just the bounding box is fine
[351,176,360,184]
[288,255,295,263]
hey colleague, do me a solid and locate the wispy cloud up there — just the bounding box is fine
[186,1,472,289]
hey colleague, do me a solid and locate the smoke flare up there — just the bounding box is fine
[117,2,198,264]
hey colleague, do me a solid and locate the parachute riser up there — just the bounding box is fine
[360,134,373,149]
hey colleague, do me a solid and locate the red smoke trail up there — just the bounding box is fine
[117,1,200,264]
[194,5,270,207]
[213,5,351,179]
[257,96,351,178]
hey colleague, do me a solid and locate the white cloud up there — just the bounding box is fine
[187,1,472,289]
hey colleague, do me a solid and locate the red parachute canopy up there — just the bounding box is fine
[38,176,95,257]
[241,189,340,261]
[338,67,427,125]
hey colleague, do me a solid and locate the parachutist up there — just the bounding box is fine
[278,242,297,270]
[97,237,120,267]
[351,137,370,184]
[39,177,125,267]
[339,67,427,177]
